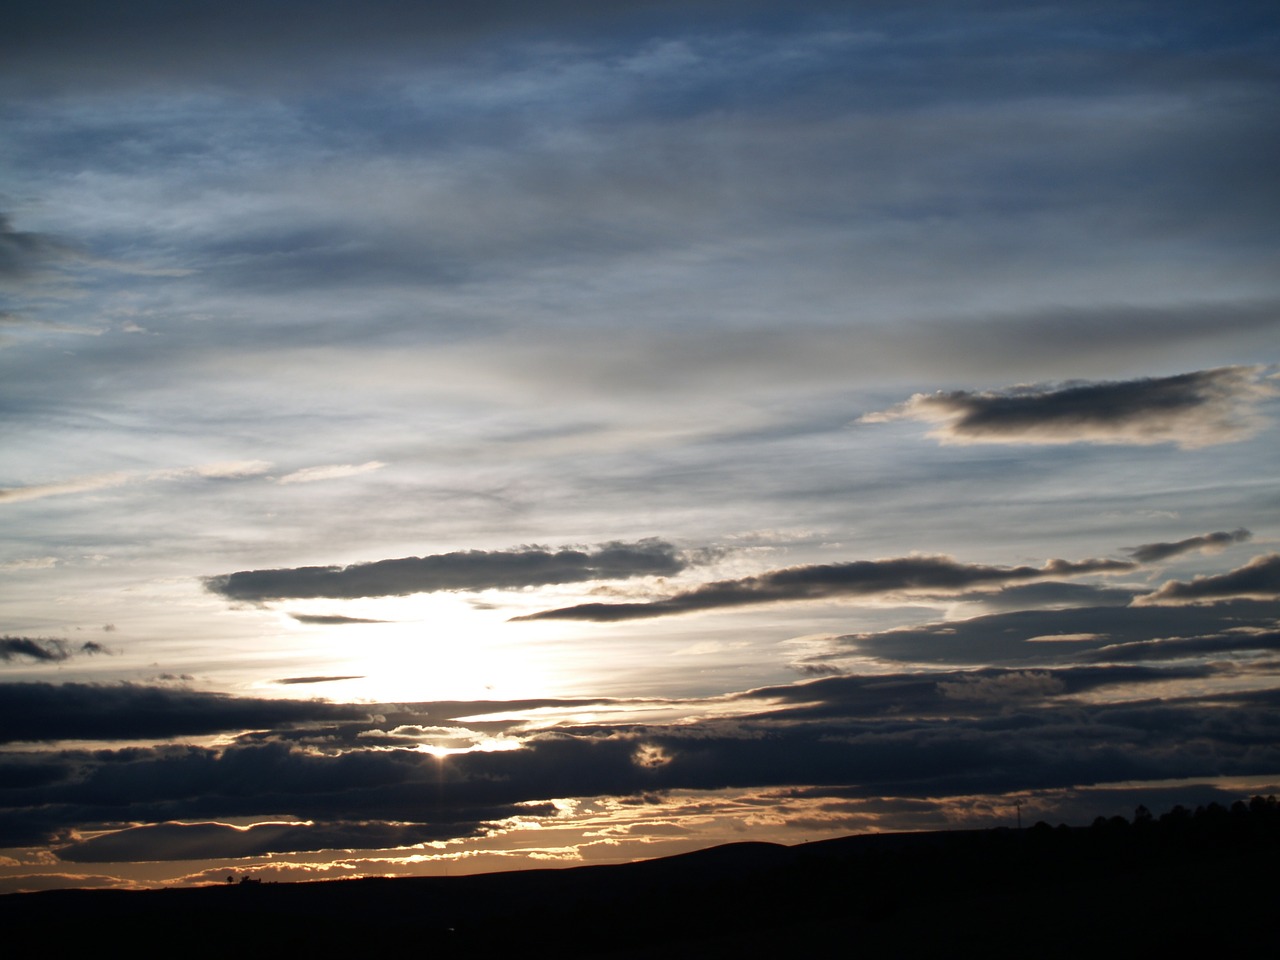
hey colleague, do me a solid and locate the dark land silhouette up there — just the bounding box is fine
[3,798,1277,957]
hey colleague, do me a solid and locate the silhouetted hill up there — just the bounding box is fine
[4,799,1277,957]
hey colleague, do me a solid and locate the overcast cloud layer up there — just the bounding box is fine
[1,1,1277,892]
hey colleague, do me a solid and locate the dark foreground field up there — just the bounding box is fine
[4,802,1277,957]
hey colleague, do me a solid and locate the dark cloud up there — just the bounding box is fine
[274,676,364,685]
[737,663,1217,720]
[288,614,389,625]
[514,555,1135,622]
[1137,554,1280,606]
[1079,630,1280,663]
[0,637,106,663]
[0,213,79,280]
[1,0,812,96]
[953,581,1139,611]
[207,539,686,602]
[0,683,370,743]
[799,599,1280,667]
[1128,528,1252,564]
[2,661,1279,854]
[56,818,494,863]
[861,367,1273,448]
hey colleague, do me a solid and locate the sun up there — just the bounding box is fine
[273,591,578,702]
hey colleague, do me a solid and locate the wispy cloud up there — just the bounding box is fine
[0,461,272,505]
[0,471,135,504]
[514,554,1136,622]
[278,461,385,485]
[861,367,1273,448]
[207,539,689,601]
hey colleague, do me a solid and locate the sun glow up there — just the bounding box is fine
[414,738,523,759]
[274,592,571,702]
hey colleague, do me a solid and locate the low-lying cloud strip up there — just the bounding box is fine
[1128,528,1252,564]
[0,637,107,663]
[0,683,370,743]
[1137,554,1280,606]
[513,555,1135,622]
[207,539,687,601]
[860,367,1272,448]
[2,661,1276,855]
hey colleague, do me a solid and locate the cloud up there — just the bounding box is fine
[278,461,385,485]
[0,556,58,571]
[56,818,488,863]
[2,659,1279,854]
[1079,629,1280,663]
[0,213,80,280]
[1136,554,1280,606]
[0,637,107,663]
[860,367,1273,448]
[288,614,389,625]
[174,460,274,480]
[0,683,369,743]
[790,599,1280,669]
[1127,528,1253,564]
[207,538,688,601]
[935,671,1065,704]
[0,461,271,505]
[0,471,135,504]
[514,554,1136,622]
[952,581,1139,611]
[274,676,364,685]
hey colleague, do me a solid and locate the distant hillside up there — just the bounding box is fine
[4,798,1277,957]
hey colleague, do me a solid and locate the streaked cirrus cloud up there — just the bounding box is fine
[0,461,272,505]
[277,460,385,485]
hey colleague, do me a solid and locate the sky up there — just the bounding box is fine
[1,0,1278,892]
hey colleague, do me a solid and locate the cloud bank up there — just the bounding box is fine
[0,683,369,744]
[861,367,1272,448]
[514,555,1136,622]
[207,539,687,601]
[0,657,1274,856]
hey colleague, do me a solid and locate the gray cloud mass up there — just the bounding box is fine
[0,637,107,664]
[0,661,1273,854]
[514,555,1136,622]
[0,214,80,280]
[208,539,686,601]
[1138,554,1280,606]
[1127,528,1253,564]
[861,367,1273,448]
